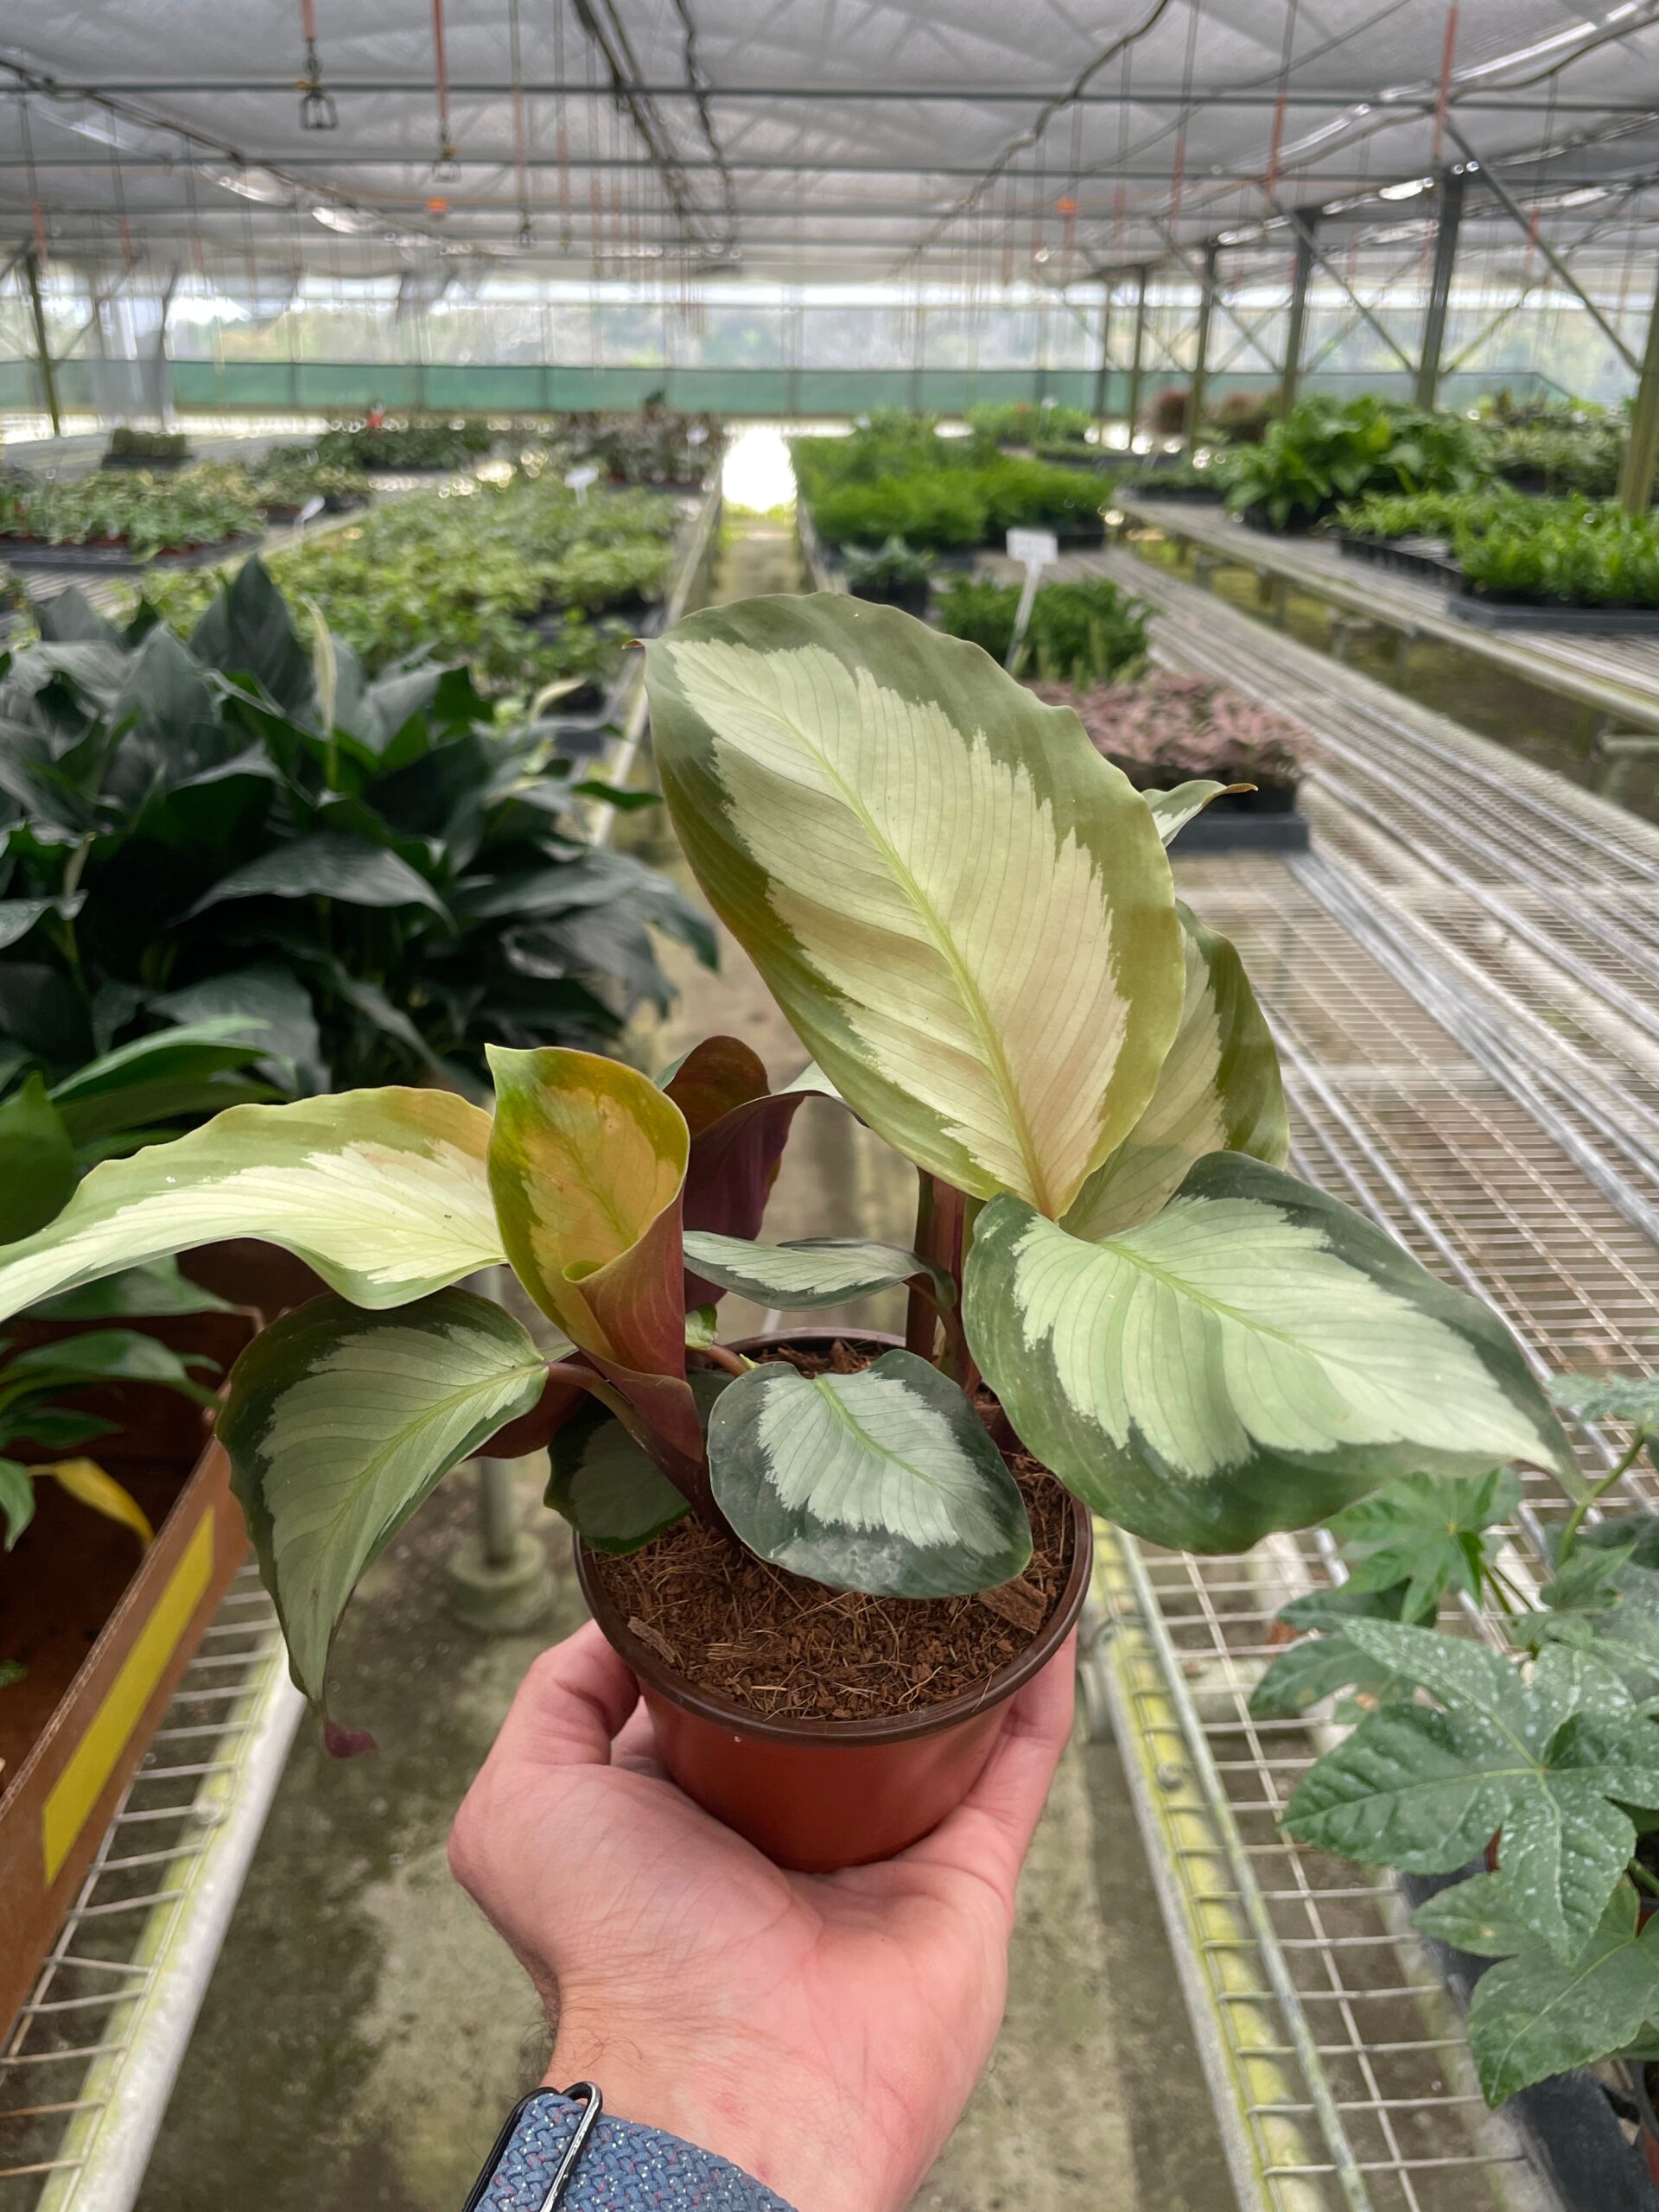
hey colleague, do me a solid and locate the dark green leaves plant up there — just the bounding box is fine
[0,559,712,1098]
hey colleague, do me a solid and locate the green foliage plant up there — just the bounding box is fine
[1224,394,1490,532]
[105,426,191,464]
[0,469,261,559]
[314,417,494,472]
[1451,499,1659,607]
[0,562,713,1103]
[937,574,1149,684]
[1276,1369,1659,2105]
[0,594,1569,1754]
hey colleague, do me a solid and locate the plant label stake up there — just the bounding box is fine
[1003,528,1058,670]
[564,463,600,505]
[296,493,326,531]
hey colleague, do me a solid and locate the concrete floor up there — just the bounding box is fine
[136,519,1235,2212]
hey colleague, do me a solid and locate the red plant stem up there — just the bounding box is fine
[906,1172,979,1394]
[696,1341,750,1379]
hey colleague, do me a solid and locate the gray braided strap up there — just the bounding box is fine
[475,2090,798,2212]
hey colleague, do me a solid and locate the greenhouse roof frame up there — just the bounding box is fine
[1,3,1658,289]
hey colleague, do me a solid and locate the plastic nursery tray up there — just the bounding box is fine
[1336,531,1464,588]
[1449,587,1659,636]
[1124,481,1228,504]
[1166,806,1312,856]
[1,532,264,573]
[99,453,192,472]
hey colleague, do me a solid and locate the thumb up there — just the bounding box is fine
[493,1621,642,1771]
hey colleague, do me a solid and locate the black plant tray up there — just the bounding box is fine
[99,453,192,472]
[1052,517,1107,546]
[1402,1868,1659,2212]
[1,532,262,573]
[1239,502,1332,537]
[1166,806,1311,856]
[1337,532,1463,588]
[848,579,931,616]
[1451,588,1659,635]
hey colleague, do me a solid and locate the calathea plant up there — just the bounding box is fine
[1275,1370,1659,2106]
[0,595,1571,1745]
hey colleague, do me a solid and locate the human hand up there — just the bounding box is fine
[448,1620,1076,2212]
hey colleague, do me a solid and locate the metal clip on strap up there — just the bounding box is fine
[535,2082,602,2212]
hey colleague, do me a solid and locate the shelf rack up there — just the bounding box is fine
[0,1569,303,2212]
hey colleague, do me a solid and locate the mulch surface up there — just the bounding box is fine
[588,1338,1075,1723]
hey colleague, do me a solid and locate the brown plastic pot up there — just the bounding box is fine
[575,1331,1093,1873]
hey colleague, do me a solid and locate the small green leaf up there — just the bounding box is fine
[1327,1467,1521,1622]
[0,1074,76,1242]
[1549,1371,1659,1452]
[0,1657,24,1686]
[707,1349,1032,1598]
[683,1305,721,1351]
[1249,1585,1421,1719]
[0,1458,34,1548]
[1462,1888,1659,2104]
[1411,1872,1548,1959]
[680,1232,953,1312]
[1284,1623,1659,1961]
[219,1288,550,1720]
[545,1374,729,1554]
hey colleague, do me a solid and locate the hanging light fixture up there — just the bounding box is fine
[430,0,462,180]
[297,0,338,130]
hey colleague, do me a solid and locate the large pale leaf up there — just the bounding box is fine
[0,1090,502,1325]
[219,1288,549,1721]
[1146,782,1241,844]
[545,1370,732,1553]
[681,1231,952,1313]
[645,594,1183,1217]
[1284,1624,1659,1961]
[486,1046,701,1469]
[964,1152,1573,1554]
[707,1348,1032,1597]
[1063,906,1287,1238]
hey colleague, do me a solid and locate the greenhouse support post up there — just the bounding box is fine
[1184,240,1218,457]
[1092,281,1114,429]
[1414,166,1465,410]
[23,251,61,436]
[1618,264,1659,513]
[1278,210,1319,416]
[1126,264,1150,440]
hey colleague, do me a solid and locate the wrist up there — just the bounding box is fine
[541,2024,893,2212]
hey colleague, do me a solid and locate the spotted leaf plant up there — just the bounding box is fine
[0,593,1573,1744]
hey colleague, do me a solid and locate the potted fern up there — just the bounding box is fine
[0,596,1570,1872]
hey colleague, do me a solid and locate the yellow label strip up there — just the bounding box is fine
[42,1509,216,1885]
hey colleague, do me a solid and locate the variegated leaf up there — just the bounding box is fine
[681,1231,952,1312]
[706,1348,1031,1597]
[1063,906,1287,1238]
[0,1090,502,1325]
[1145,781,1240,845]
[486,1046,702,1469]
[645,594,1184,1217]
[545,1370,732,1554]
[965,1153,1573,1553]
[220,1288,549,1725]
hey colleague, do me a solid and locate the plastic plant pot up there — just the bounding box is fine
[575,1331,1093,1872]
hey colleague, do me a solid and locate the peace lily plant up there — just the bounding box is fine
[0,594,1573,1761]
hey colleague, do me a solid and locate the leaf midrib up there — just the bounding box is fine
[797,1372,977,1528]
[747,681,1057,1212]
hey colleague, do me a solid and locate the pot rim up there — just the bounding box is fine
[575,1327,1093,1750]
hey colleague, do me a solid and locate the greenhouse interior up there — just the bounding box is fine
[5,4,1659,2210]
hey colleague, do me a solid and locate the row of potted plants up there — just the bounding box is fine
[0,590,1573,1891]
[0,468,266,565]
[130,464,686,696]
[313,416,497,473]
[793,413,1110,553]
